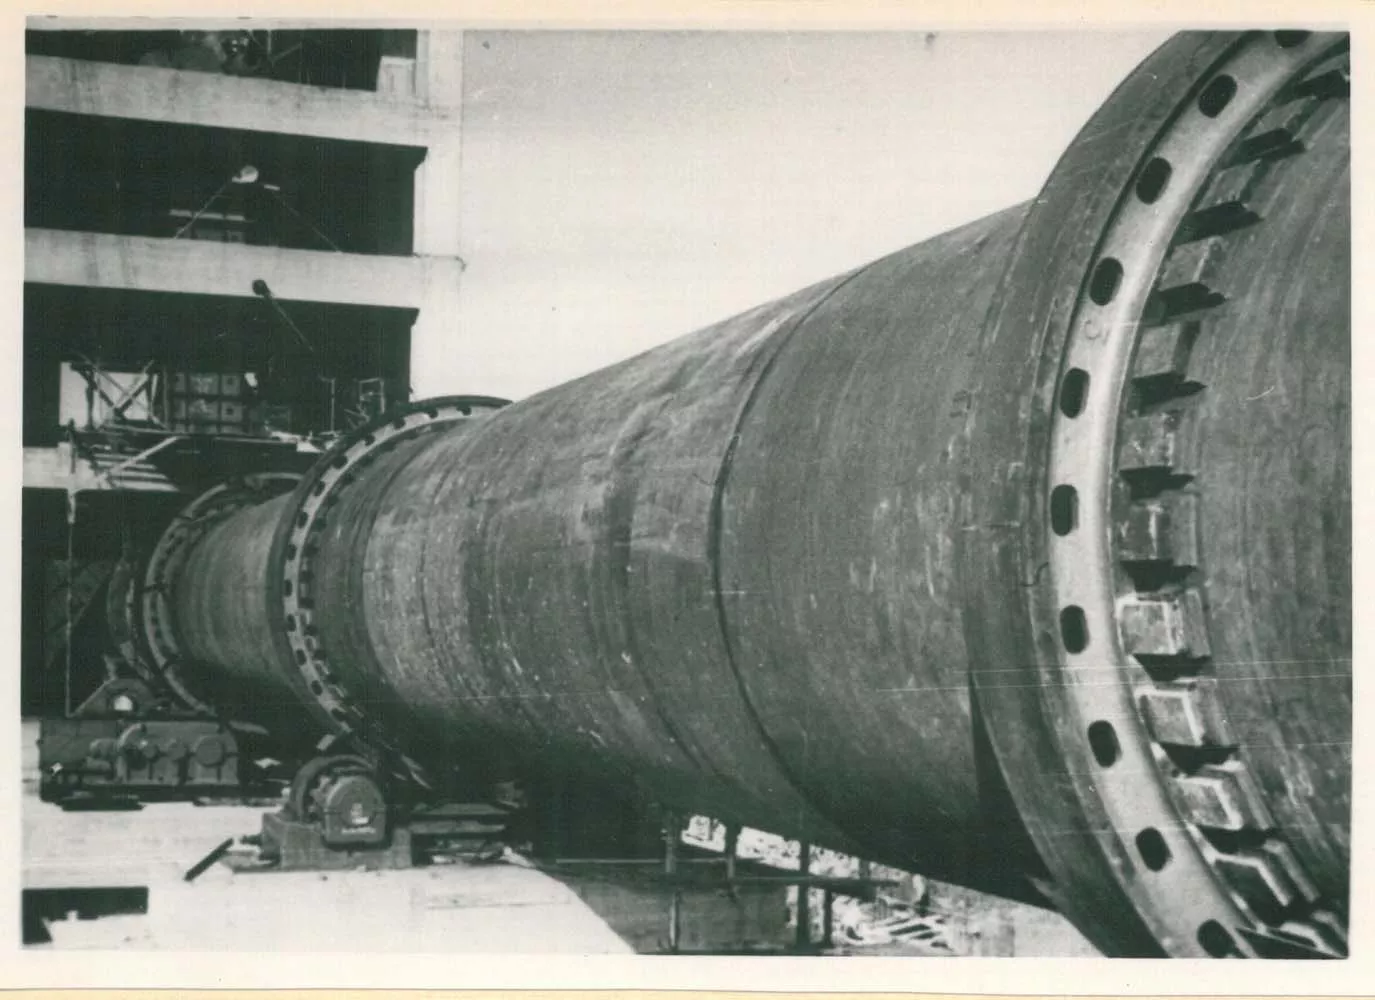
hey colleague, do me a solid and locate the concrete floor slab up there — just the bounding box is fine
[21,721,634,952]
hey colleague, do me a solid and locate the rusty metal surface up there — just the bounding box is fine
[139,473,301,719]
[173,492,298,724]
[717,205,1046,897]
[962,32,1259,958]
[961,30,1349,956]
[141,31,1349,956]
[359,280,867,849]
[307,433,440,751]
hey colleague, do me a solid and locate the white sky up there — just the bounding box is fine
[411,29,1173,400]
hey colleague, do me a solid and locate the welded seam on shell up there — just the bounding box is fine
[603,404,718,781]
[705,263,880,842]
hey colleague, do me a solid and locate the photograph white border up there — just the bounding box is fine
[2,0,1369,993]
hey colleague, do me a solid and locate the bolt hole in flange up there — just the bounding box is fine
[1087,721,1121,767]
[1134,157,1172,204]
[1197,74,1238,118]
[1050,485,1078,535]
[1059,368,1090,417]
[1135,827,1172,871]
[1197,919,1240,957]
[1273,30,1311,48]
[1059,606,1089,653]
[1089,257,1124,305]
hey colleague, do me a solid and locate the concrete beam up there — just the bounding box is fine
[26,228,461,311]
[23,445,177,493]
[27,55,460,148]
[409,30,466,397]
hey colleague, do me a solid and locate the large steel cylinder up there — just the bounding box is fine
[134,32,1349,957]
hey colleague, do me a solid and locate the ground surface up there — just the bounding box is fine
[21,720,637,951]
[19,720,1094,955]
